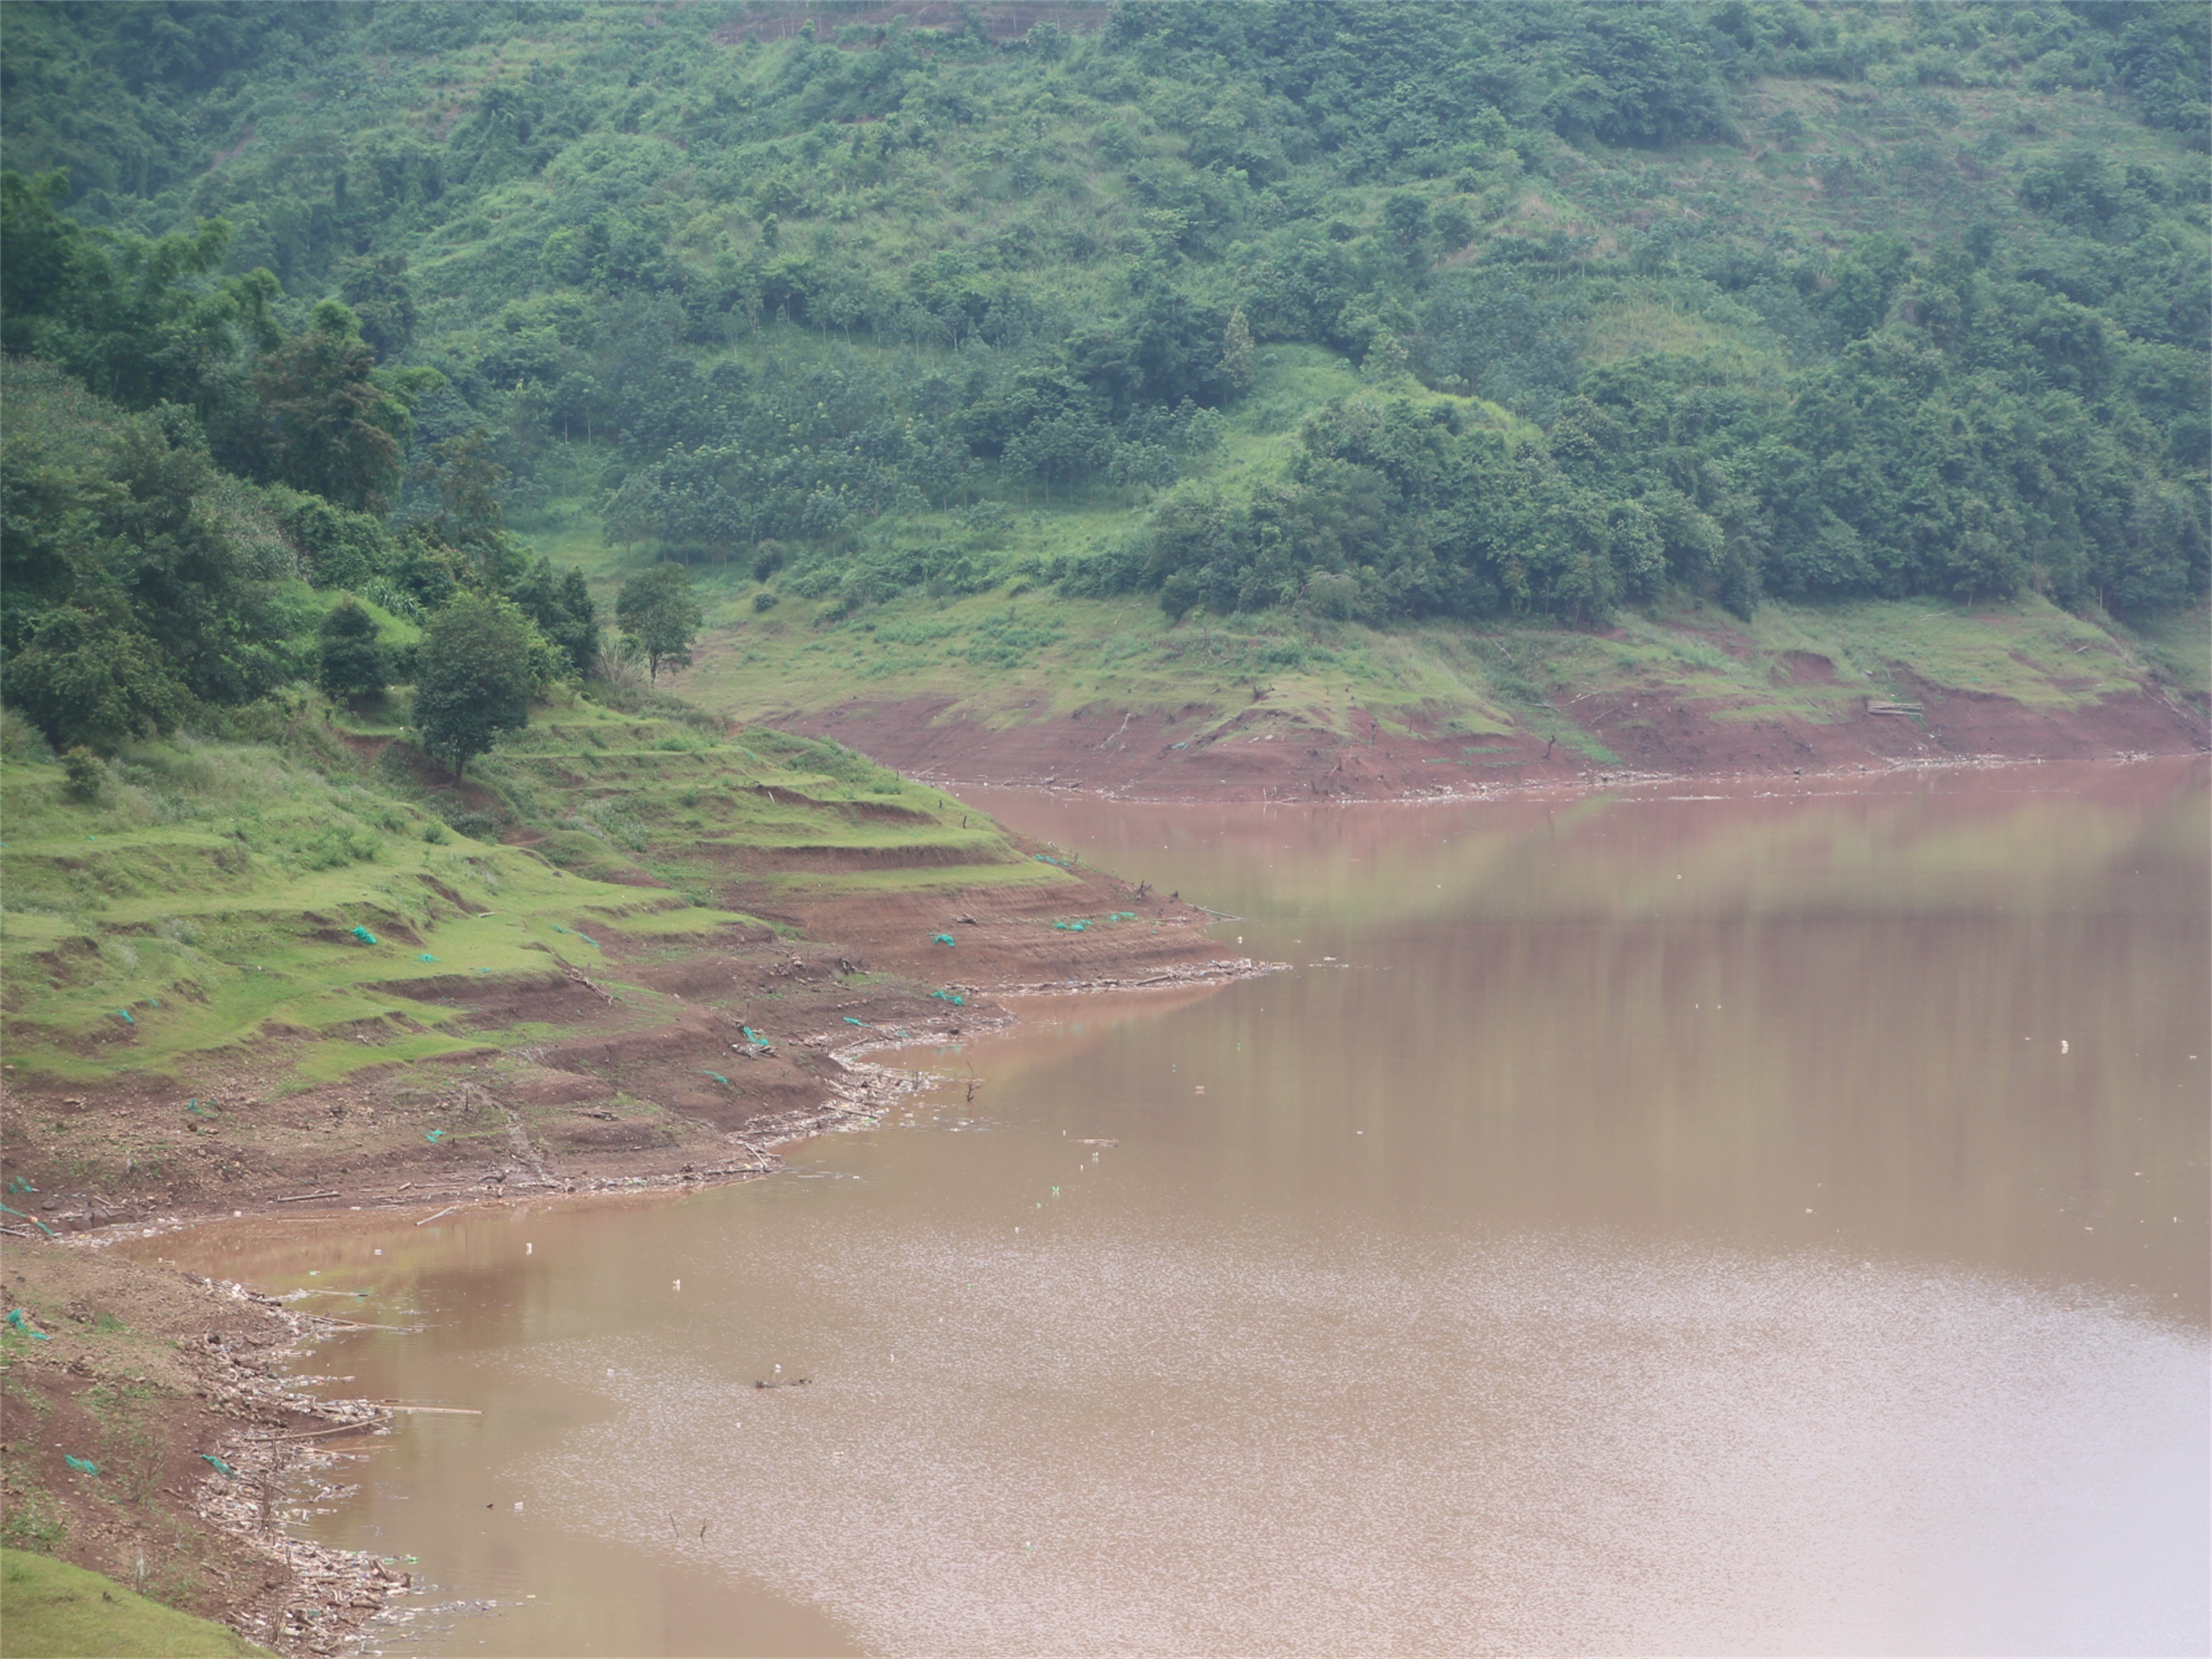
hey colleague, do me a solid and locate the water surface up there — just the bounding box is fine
[143,763,2211,1656]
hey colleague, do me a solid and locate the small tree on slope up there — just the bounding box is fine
[316,598,389,707]
[412,595,538,778]
[615,562,703,682]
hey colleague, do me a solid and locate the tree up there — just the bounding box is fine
[1,604,184,754]
[413,427,507,541]
[317,598,389,706]
[1382,191,1431,250]
[602,469,660,555]
[336,252,417,361]
[1431,200,1475,252]
[105,413,291,706]
[1,169,281,413]
[1220,307,1255,394]
[510,555,599,676]
[615,562,703,681]
[61,747,105,802]
[253,301,412,513]
[411,595,538,777]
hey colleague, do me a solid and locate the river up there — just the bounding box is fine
[134,762,2211,1656]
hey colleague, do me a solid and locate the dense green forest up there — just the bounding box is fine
[1,0,2205,755]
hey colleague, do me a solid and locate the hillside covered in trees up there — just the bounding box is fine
[0,0,2206,762]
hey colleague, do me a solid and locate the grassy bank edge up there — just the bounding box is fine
[1,1548,279,1659]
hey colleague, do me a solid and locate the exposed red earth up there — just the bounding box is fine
[764,672,2209,802]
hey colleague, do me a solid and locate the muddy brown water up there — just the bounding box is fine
[131,762,2210,1656]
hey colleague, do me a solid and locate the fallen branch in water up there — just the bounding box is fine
[378,1403,482,1415]
[252,1418,392,1443]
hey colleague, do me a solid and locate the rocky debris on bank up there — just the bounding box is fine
[950,956,1288,998]
[0,1249,412,1657]
[1,1191,133,1237]
[180,1291,409,1656]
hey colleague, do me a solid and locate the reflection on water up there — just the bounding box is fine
[137,762,2210,1656]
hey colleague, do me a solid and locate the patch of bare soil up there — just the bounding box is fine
[0,1247,409,1655]
[1895,674,2211,761]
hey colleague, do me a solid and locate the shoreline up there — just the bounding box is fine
[33,954,1278,1241]
[2,954,1279,1652]
[702,582,2208,809]
[897,743,2211,807]
[1,1248,415,1658]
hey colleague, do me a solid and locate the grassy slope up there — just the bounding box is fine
[670,579,2203,771]
[0,1551,275,1658]
[0,698,1067,1095]
[523,342,2206,761]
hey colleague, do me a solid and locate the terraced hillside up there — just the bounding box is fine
[0,702,1227,1227]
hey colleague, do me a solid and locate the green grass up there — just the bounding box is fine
[750,860,1069,896]
[0,1551,275,1659]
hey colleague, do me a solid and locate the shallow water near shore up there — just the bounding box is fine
[137,761,2210,1656]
